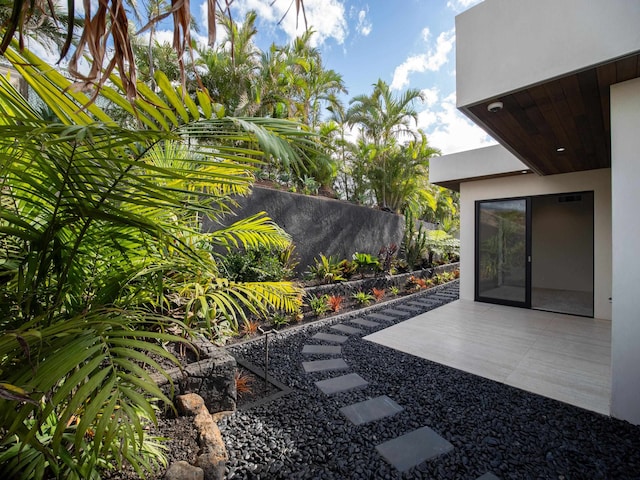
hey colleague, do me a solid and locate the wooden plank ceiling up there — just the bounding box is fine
[465,53,640,176]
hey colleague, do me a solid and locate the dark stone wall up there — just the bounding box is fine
[204,187,405,274]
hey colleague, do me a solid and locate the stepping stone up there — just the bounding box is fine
[312,332,349,344]
[302,345,342,355]
[477,474,500,480]
[406,301,433,308]
[381,308,410,317]
[340,395,403,426]
[376,426,453,472]
[393,304,424,313]
[330,324,363,335]
[349,318,380,328]
[367,313,396,322]
[302,358,349,373]
[315,373,369,395]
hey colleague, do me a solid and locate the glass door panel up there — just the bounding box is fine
[476,199,530,306]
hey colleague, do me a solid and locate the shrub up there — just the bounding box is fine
[328,295,344,312]
[352,252,380,275]
[352,291,375,306]
[309,294,330,316]
[372,288,385,301]
[221,245,296,282]
[378,244,398,274]
[308,255,345,283]
[390,286,400,296]
[272,313,290,327]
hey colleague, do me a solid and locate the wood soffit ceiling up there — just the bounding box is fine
[464,53,640,176]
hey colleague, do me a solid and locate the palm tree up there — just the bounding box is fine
[0,0,307,100]
[0,44,311,479]
[347,79,424,209]
[196,11,262,115]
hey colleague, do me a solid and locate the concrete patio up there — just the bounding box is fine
[364,299,611,415]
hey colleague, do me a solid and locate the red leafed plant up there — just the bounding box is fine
[328,295,343,312]
[372,288,385,301]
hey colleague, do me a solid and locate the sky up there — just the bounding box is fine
[192,0,497,155]
[31,0,495,156]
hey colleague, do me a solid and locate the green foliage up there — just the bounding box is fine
[351,252,380,275]
[309,294,330,316]
[308,255,346,283]
[0,44,309,478]
[271,312,290,327]
[426,230,461,264]
[390,286,400,296]
[221,245,296,283]
[351,291,375,306]
[402,210,429,270]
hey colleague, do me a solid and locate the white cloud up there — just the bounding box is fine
[446,0,484,12]
[356,8,372,36]
[390,28,455,91]
[419,92,496,154]
[420,87,439,107]
[233,0,348,47]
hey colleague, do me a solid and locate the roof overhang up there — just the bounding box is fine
[454,0,640,176]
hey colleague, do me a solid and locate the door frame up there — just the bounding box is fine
[474,191,595,316]
[474,196,532,308]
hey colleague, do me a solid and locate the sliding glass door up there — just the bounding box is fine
[475,198,530,307]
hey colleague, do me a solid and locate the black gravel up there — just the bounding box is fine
[221,282,640,479]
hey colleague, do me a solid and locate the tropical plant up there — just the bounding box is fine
[327,295,344,312]
[220,244,295,283]
[241,319,261,336]
[352,291,375,306]
[378,244,399,274]
[308,294,330,316]
[390,286,400,296]
[0,44,310,478]
[372,288,385,301]
[352,252,380,275]
[402,209,429,270]
[426,230,461,265]
[235,370,254,398]
[308,254,345,283]
[271,312,290,328]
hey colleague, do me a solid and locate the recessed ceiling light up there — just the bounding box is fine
[556,147,566,153]
[487,101,503,113]
[521,170,528,174]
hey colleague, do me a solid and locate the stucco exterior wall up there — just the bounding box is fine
[459,168,612,320]
[204,187,405,273]
[610,77,640,425]
[456,0,640,107]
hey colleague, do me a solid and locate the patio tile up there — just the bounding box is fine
[376,426,453,472]
[349,318,380,328]
[339,395,403,425]
[381,308,411,317]
[302,345,343,355]
[366,313,397,322]
[330,324,363,335]
[312,332,349,344]
[315,373,369,395]
[302,358,349,373]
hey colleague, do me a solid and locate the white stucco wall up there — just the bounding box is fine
[456,0,640,106]
[610,77,640,425]
[430,144,527,187]
[459,168,612,321]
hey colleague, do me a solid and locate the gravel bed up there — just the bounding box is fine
[220,283,640,479]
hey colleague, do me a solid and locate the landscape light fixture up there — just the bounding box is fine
[556,146,566,153]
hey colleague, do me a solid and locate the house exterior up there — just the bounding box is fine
[429,0,640,425]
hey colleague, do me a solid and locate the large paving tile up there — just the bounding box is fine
[376,426,453,472]
[339,395,403,425]
[315,373,368,395]
[302,345,342,355]
[366,313,396,322]
[381,308,411,317]
[330,324,363,335]
[302,358,349,373]
[312,332,349,344]
[349,318,380,328]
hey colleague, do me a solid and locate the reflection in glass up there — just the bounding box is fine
[477,199,527,304]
